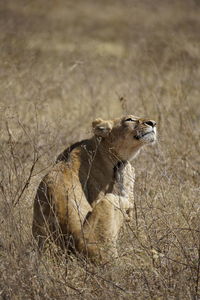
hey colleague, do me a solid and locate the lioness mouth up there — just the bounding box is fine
[134,131,153,140]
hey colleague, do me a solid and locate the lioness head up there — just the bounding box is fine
[92,115,157,161]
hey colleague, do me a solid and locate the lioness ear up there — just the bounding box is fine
[92,118,113,137]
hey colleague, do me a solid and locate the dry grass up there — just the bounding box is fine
[0,0,200,299]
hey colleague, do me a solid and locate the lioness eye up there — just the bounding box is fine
[125,118,135,122]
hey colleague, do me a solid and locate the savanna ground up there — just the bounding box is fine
[0,0,200,299]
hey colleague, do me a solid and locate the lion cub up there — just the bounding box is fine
[32,115,156,263]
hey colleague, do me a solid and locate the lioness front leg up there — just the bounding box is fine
[79,193,125,263]
[78,162,135,263]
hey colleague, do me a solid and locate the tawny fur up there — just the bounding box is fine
[32,115,156,263]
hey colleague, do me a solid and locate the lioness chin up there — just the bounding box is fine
[32,115,156,264]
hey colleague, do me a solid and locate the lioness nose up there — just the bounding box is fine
[144,120,156,127]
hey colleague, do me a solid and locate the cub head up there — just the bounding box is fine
[92,115,157,161]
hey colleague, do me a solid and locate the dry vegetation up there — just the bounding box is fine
[0,0,200,299]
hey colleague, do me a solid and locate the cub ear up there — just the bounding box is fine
[92,118,113,137]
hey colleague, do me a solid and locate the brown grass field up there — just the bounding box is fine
[0,0,200,299]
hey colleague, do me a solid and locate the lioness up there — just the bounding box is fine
[32,115,156,263]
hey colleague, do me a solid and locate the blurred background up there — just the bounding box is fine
[0,0,200,299]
